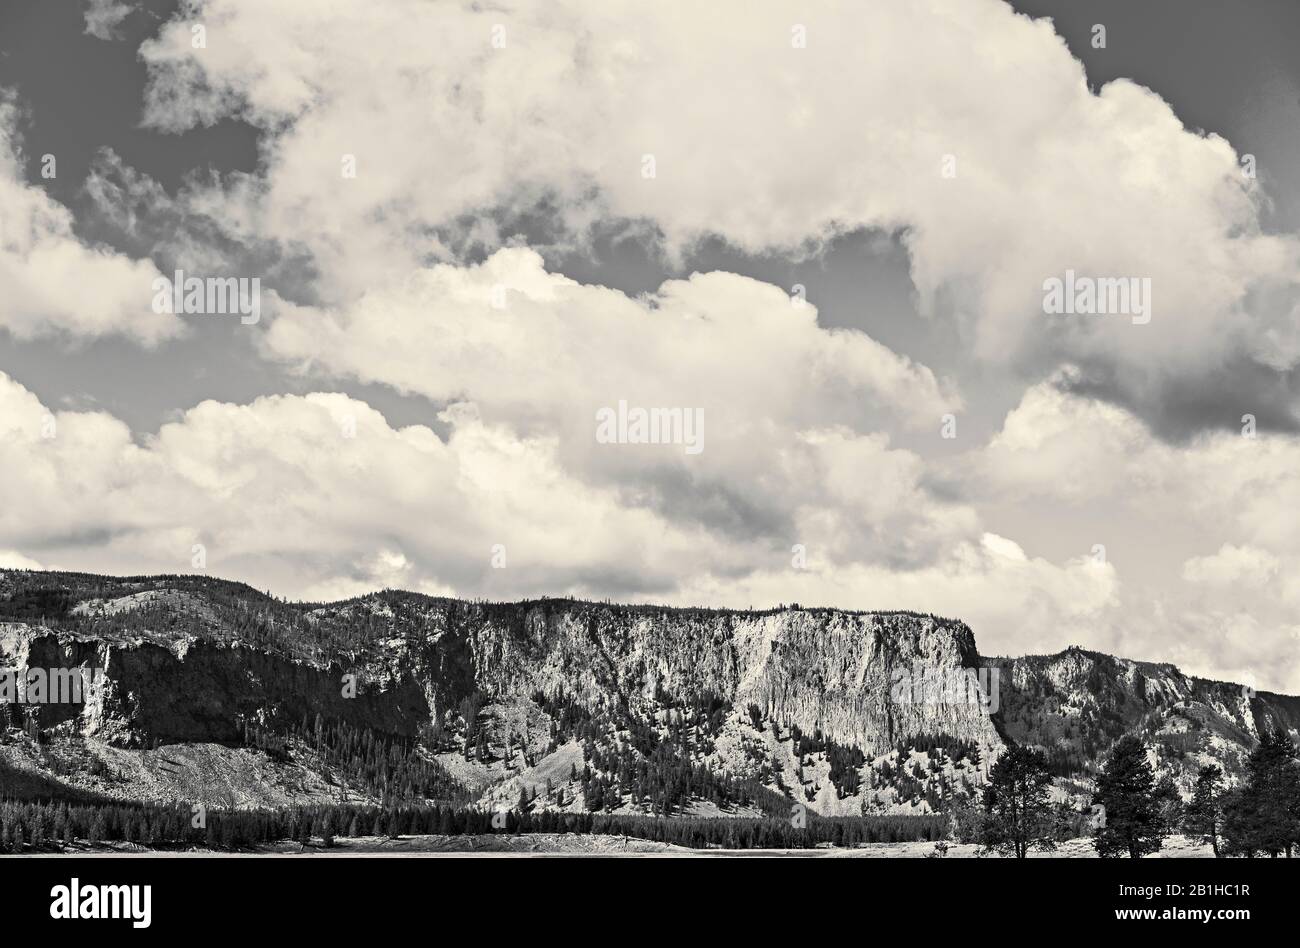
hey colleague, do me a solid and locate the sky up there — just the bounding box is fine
[0,0,1297,691]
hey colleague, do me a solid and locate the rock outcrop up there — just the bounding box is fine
[3,600,1002,756]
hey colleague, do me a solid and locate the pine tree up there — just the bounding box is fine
[1183,764,1223,857]
[88,811,105,846]
[978,745,1057,858]
[1153,774,1183,830]
[1093,736,1165,859]
[1222,727,1300,857]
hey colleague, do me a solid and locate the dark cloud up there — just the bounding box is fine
[1059,355,1300,442]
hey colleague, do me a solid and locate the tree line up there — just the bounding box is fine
[0,798,946,853]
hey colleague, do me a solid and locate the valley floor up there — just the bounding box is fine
[7,833,1217,858]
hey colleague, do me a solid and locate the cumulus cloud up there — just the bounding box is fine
[0,369,717,601]
[978,373,1300,546]
[274,250,948,450]
[976,369,1169,504]
[972,376,1300,689]
[135,0,1300,432]
[262,247,967,557]
[0,100,181,344]
[1183,544,1280,590]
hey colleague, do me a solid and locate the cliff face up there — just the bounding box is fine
[450,605,1001,754]
[2,600,1000,756]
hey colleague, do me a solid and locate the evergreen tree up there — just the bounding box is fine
[978,745,1057,858]
[1093,736,1165,859]
[1222,727,1300,857]
[88,811,105,846]
[1153,774,1183,831]
[1183,764,1223,857]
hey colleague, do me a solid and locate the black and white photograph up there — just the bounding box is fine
[0,0,1297,930]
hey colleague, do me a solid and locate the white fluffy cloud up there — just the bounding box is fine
[973,377,1300,689]
[977,370,1170,504]
[263,247,960,556]
[136,0,1300,426]
[263,245,956,533]
[0,101,180,345]
[264,248,951,425]
[979,376,1300,550]
[1183,544,1280,590]
[0,369,719,601]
